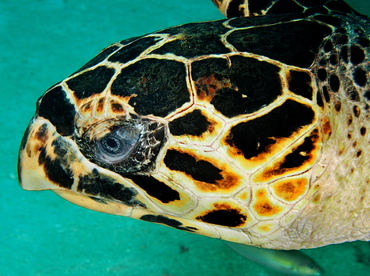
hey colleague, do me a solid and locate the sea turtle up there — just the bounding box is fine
[18,0,369,273]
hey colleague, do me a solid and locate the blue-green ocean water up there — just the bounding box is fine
[1,1,370,275]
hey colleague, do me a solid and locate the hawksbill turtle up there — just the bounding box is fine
[18,0,369,274]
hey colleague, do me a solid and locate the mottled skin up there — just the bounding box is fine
[18,0,369,250]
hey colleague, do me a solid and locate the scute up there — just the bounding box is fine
[288,70,313,99]
[196,203,248,227]
[108,36,160,64]
[111,58,190,117]
[37,85,76,136]
[152,21,231,58]
[192,56,282,117]
[67,66,115,100]
[125,174,180,203]
[168,109,211,136]
[224,100,316,163]
[78,168,146,208]
[227,20,333,67]
[18,0,370,251]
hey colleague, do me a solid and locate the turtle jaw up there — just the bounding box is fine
[17,116,167,220]
[17,115,136,216]
[53,189,136,217]
[17,115,152,212]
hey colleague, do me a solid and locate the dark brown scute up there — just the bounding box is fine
[140,215,197,232]
[67,66,115,100]
[78,168,146,207]
[192,56,282,117]
[37,86,76,136]
[164,149,223,184]
[125,174,180,204]
[169,109,211,136]
[111,59,189,117]
[225,100,315,159]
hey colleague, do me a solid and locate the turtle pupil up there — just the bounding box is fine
[106,138,116,147]
[102,136,121,154]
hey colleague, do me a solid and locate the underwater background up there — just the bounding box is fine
[1,0,370,275]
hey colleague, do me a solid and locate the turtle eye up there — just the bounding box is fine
[95,126,141,164]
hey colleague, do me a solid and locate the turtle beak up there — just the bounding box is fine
[18,118,49,190]
[18,117,77,191]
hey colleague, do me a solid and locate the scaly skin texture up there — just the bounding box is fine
[284,15,370,249]
[18,0,370,249]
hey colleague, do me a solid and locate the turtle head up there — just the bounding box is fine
[17,7,370,251]
[17,77,214,237]
[17,83,168,216]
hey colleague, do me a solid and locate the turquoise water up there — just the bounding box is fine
[1,0,369,275]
